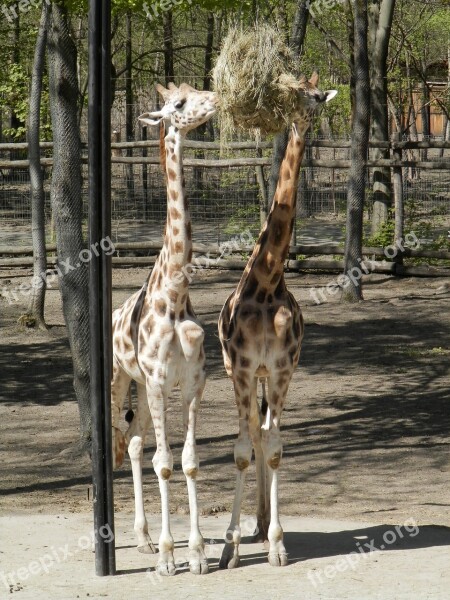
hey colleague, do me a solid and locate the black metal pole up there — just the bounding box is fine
[88,0,115,577]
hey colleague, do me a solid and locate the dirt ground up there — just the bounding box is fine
[1,267,450,598]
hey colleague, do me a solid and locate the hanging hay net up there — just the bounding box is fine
[212,24,306,140]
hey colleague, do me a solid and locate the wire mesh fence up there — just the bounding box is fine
[0,135,449,250]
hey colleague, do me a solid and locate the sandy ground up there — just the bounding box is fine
[1,267,450,598]
[1,512,450,600]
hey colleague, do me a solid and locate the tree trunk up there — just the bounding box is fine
[125,12,134,205]
[342,0,371,303]
[267,0,310,206]
[48,3,91,452]
[369,0,396,235]
[420,59,430,161]
[20,2,50,330]
[163,11,175,85]
[406,51,419,179]
[193,13,215,192]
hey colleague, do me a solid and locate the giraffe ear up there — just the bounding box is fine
[156,83,171,101]
[324,89,338,102]
[309,71,319,87]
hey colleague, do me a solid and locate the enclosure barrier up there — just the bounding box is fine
[1,241,449,277]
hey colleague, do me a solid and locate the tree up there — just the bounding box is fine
[342,0,371,303]
[47,1,91,452]
[18,2,50,330]
[369,0,396,235]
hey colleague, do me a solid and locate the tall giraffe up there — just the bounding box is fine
[111,82,218,576]
[218,73,337,569]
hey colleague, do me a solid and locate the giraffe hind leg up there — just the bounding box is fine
[250,377,269,544]
[125,384,155,554]
[219,376,255,570]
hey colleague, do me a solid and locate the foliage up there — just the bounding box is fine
[0,64,29,139]
[224,203,260,237]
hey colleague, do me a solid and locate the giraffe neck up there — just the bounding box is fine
[237,125,306,296]
[149,126,193,304]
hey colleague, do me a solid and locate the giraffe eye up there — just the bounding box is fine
[174,99,186,109]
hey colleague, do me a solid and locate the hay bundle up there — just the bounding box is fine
[213,25,304,136]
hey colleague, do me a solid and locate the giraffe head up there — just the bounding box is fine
[138,82,218,134]
[291,72,337,135]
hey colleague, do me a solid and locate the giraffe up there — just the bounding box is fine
[110,82,218,576]
[218,73,337,569]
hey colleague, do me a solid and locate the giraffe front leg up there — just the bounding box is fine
[220,377,255,570]
[147,380,176,576]
[125,385,155,554]
[180,373,208,575]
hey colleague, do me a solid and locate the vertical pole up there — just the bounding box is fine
[88,0,115,577]
[392,131,404,272]
[142,125,149,220]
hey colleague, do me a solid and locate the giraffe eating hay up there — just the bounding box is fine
[218,73,337,569]
[111,82,218,576]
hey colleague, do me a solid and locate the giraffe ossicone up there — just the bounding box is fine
[218,73,337,569]
[111,82,217,576]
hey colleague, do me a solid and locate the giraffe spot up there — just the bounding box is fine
[230,346,237,365]
[256,288,266,303]
[241,395,250,408]
[174,241,184,253]
[240,356,250,368]
[160,468,172,480]
[276,357,287,369]
[267,294,273,303]
[288,152,296,169]
[235,374,248,390]
[155,299,166,316]
[274,280,285,298]
[236,328,245,348]
[235,458,249,471]
[268,454,281,469]
[167,168,177,181]
[170,207,181,220]
[172,153,177,162]
[170,189,178,201]
[168,289,178,303]
[173,226,180,236]
[169,310,175,321]
[179,309,185,319]
[242,274,258,300]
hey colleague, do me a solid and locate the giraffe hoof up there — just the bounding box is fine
[189,548,209,575]
[219,544,240,569]
[137,542,156,554]
[189,558,209,575]
[156,560,176,576]
[252,529,269,544]
[268,551,288,567]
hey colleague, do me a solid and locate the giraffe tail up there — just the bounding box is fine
[124,386,135,424]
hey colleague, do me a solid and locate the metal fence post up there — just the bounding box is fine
[88,0,115,577]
